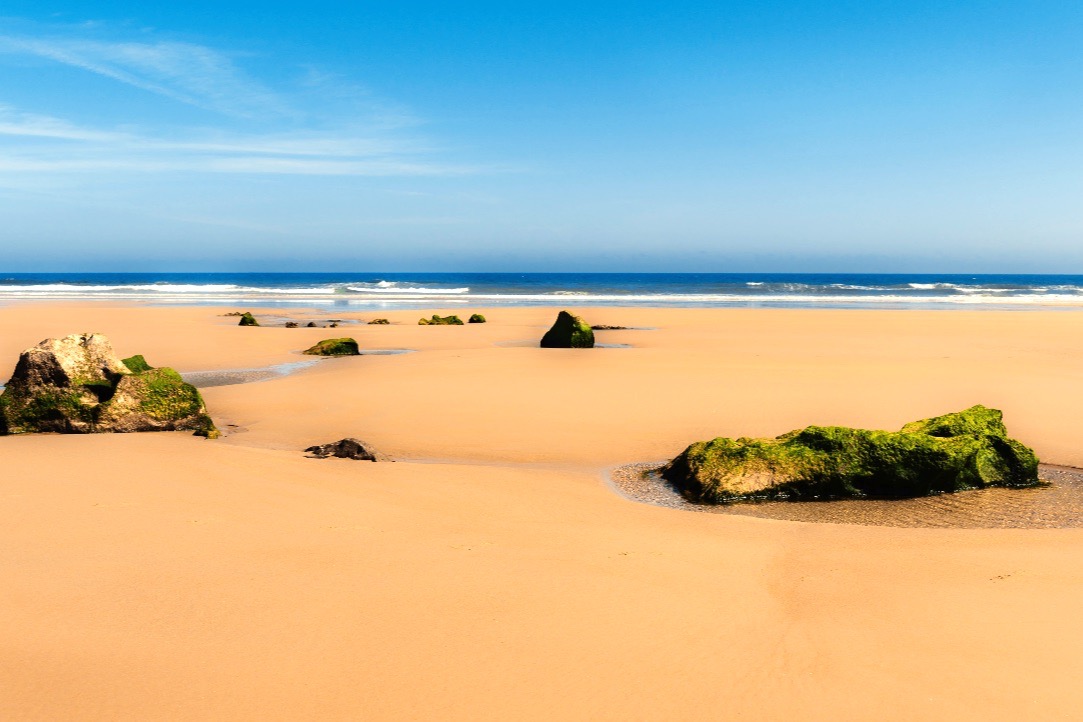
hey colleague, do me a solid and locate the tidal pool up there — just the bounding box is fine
[609,462,1083,529]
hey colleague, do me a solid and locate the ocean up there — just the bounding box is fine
[2,272,1083,309]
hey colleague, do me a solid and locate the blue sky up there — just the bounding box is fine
[2,2,1083,272]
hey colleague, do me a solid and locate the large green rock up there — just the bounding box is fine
[540,310,594,348]
[238,312,259,326]
[468,314,487,324]
[418,314,463,325]
[661,406,1039,503]
[302,338,360,356]
[0,333,218,438]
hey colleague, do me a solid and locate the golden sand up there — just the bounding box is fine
[2,303,1082,719]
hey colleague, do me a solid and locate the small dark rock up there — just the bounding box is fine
[418,314,463,325]
[304,438,389,461]
[541,310,594,348]
[306,322,318,328]
[368,318,391,325]
[285,321,299,328]
[303,338,360,356]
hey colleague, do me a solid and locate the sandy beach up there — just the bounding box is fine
[3,303,1083,719]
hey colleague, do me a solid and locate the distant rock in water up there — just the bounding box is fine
[418,314,463,325]
[0,333,218,438]
[368,318,390,325]
[541,310,595,348]
[302,338,360,356]
[238,312,259,326]
[662,405,1039,503]
[468,313,487,323]
[306,321,318,328]
[285,321,299,328]
[305,438,389,461]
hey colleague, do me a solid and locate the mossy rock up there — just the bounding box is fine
[368,319,390,325]
[661,405,1039,503]
[101,367,219,438]
[540,310,594,348]
[122,354,153,373]
[238,312,259,327]
[418,314,464,325]
[302,338,360,356]
[468,314,487,324]
[0,334,218,438]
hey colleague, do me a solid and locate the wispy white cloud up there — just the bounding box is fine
[0,34,288,118]
[0,22,498,180]
[0,105,481,176]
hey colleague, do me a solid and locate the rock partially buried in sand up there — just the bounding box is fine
[468,313,487,323]
[0,333,218,438]
[368,318,390,325]
[238,312,259,327]
[540,310,595,348]
[419,314,464,325]
[302,338,360,356]
[304,438,389,461]
[662,405,1039,503]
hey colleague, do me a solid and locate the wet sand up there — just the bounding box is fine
[2,303,1083,720]
[610,462,1083,528]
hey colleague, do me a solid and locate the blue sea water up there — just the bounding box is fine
[2,273,1083,309]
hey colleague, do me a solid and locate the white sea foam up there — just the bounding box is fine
[2,281,1082,307]
[344,285,470,294]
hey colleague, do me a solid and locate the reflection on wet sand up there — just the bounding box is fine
[610,463,1083,528]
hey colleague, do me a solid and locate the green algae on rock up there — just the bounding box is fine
[302,338,361,356]
[418,314,464,325]
[368,318,390,325]
[468,314,487,324]
[540,310,595,348]
[0,333,218,438]
[121,354,154,373]
[661,405,1039,503]
[238,312,259,326]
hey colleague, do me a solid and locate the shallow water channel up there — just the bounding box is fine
[180,350,412,388]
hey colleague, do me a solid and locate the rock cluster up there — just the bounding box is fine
[0,333,218,438]
[304,438,389,461]
[368,319,390,325]
[540,311,595,348]
[662,405,1039,503]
